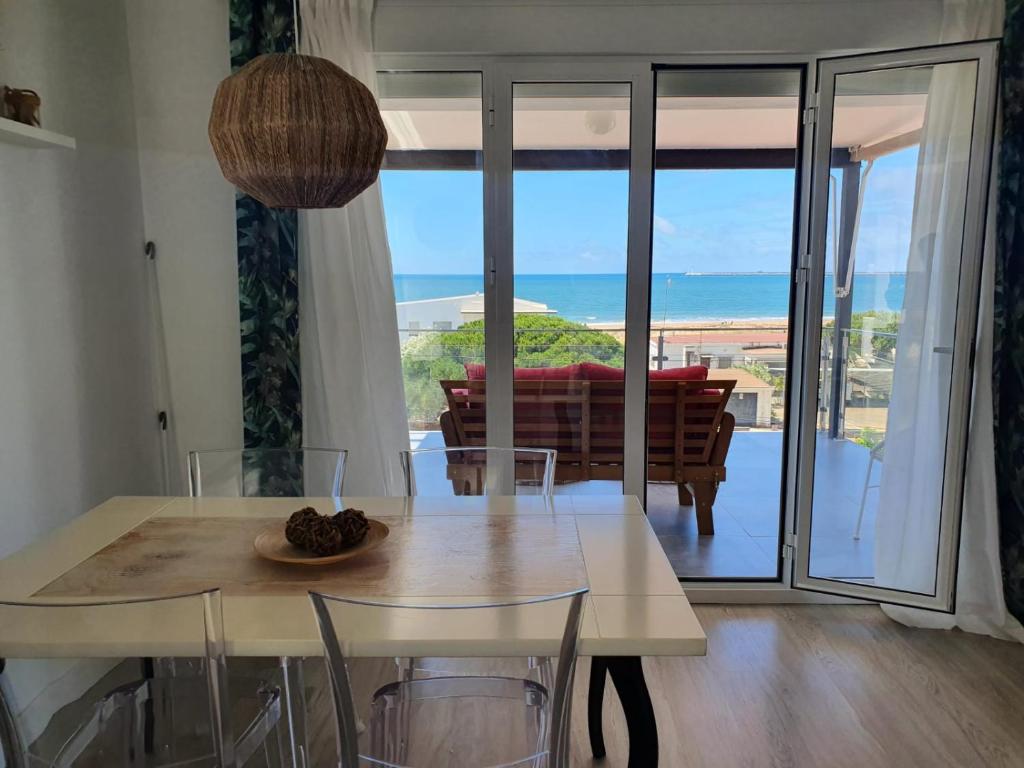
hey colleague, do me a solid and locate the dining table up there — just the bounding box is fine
[0,494,706,767]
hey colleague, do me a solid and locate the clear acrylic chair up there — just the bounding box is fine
[309,589,587,768]
[399,447,558,689]
[187,448,348,498]
[400,447,556,496]
[187,449,348,765]
[0,589,284,767]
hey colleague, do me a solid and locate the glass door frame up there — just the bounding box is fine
[375,52,819,595]
[650,63,811,584]
[374,49,998,602]
[790,40,1000,611]
[487,60,655,496]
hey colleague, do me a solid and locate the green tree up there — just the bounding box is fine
[852,427,883,450]
[401,315,624,427]
[823,310,900,359]
[737,360,784,395]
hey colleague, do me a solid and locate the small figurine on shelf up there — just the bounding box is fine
[2,87,41,127]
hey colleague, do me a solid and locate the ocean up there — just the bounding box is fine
[394,273,906,324]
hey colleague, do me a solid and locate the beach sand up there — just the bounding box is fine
[587,318,791,344]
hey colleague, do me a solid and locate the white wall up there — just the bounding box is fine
[124,0,243,492]
[0,0,159,560]
[374,0,945,55]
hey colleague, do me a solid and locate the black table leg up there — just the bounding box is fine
[588,657,608,758]
[141,658,155,756]
[589,656,658,768]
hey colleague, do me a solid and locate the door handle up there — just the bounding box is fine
[933,346,953,354]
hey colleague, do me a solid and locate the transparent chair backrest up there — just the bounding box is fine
[188,448,348,498]
[0,590,234,768]
[309,589,587,768]
[400,447,556,496]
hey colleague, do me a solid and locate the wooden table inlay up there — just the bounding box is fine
[35,515,588,599]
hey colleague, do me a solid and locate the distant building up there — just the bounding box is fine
[713,368,775,428]
[648,330,786,428]
[396,293,555,342]
[651,329,789,371]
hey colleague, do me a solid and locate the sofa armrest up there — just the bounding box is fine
[709,411,735,468]
[439,410,463,448]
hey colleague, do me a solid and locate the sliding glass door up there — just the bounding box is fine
[792,42,998,610]
[511,81,632,496]
[486,63,655,496]
[378,71,486,454]
[646,67,803,579]
[376,46,998,602]
[377,63,652,496]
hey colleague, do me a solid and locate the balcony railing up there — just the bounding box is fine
[820,326,896,441]
[400,322,896,436]
[400,324,792,431]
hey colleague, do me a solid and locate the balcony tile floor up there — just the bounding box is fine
[408,430,878,582]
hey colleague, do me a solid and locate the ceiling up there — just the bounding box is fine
[380,93,927,153]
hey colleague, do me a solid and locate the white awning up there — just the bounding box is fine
[380,94,927,154]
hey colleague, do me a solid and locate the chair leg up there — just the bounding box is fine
[395,657,416,681]
[676,484,693,506]
[854,457,875,540]
[529,656,553,692]
[278,657,308,768]
[690,481,716,535]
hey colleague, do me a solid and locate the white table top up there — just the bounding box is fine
[0,495,706,659]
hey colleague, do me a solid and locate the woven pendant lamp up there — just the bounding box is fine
[208,53,387,209]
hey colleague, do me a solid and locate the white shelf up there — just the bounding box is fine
[0,117,75,150]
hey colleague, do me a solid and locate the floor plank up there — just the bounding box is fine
[295,605,1024,767]
[571,606,1024,768]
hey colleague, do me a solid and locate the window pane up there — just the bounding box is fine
[512,82,631,497]
[808,61,978,593]
[379,72,485,467]
[648,69,802,579]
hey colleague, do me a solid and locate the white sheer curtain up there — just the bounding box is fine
[878,0,1023,641]
[297,0,409,495]
[873,60,975,594]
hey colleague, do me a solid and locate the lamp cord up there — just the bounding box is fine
[292,0,300,51]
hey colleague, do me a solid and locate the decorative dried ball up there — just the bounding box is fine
[285,507,319,547]
[333,508,370,548]
[304,516,345,557]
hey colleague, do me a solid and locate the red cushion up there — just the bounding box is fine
[516,365,580,380]
[579,363,708,381]
[466,362,707,383]
[464,363,582,381]
[578,362,624,381]
[649,365,708,381]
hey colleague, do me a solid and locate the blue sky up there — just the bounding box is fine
[380,146,917,275]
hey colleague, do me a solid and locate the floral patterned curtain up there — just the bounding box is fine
[229,0,302,454]
[995,0,1024,622]
[228,0,303,495]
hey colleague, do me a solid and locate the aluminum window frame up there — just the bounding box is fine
[374,48,996,602]
[791,40,1000,611]
[376,53,815,595]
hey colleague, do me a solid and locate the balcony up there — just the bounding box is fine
[402,320,893,580]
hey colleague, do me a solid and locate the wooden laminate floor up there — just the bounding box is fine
[297,605,1024,767]
[574,606,1024,768]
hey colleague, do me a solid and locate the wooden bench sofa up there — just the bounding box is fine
[437,363,736,534]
